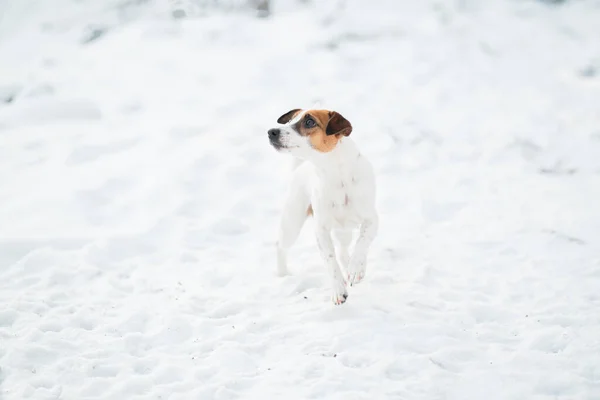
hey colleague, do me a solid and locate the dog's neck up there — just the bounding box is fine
[309,137,361,181]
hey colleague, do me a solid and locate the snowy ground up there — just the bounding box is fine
[1,0,600,399]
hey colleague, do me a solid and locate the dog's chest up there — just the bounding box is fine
[316,175,363,227]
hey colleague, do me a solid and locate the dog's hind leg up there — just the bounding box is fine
[276,189,310,277]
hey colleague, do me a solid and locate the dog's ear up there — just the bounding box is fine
[326,111,352,136]
[277,109,301,124]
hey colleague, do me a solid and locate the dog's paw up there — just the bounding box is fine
[332,291,348,305]
[347,270,365,286]
[347,257,366,286]
[332,282,348,305]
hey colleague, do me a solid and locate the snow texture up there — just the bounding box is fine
[1,0,600,399]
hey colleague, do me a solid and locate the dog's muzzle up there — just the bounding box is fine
[268,128,283,149]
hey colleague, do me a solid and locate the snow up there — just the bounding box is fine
[1,0,600,398]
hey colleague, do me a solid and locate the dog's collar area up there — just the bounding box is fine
[308,138,361,174]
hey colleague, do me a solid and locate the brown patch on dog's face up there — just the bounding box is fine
[289,109,352,153]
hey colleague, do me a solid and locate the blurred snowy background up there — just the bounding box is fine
[1,0,599,399]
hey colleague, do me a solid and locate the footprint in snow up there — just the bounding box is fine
[88,363,120,378]
[66,138,140,165]
[209,302,243,319]
[338,353,376,369]
[530,330,569,354]
[80,379,111,398]
[421,200,466,223]
[24,346,58,365]
[38,320,63,333]
[133,358,156,375]
[0,309,18,327]
[152,365,185,385]
[169,125,206,139]
[210,218,249,236]
[30,376,56,390]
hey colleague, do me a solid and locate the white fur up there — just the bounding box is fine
[272,121,378,305]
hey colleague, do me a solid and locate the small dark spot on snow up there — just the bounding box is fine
[304,296,307,299]
[539,167,577,175]
[579,65,597,78]
[172,9,187,19]
[538,0,567,5]
[479,41,496,56]
[82,27,107,44]
[256,0,270,18]
[0,85,19,104]
[429,357,446,370]
[543,229,586,245]
[321,353,337,358]
[324,41,339,51]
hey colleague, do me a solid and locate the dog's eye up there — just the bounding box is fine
[304,118,316,128]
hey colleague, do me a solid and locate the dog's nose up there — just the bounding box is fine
[268,128,280,139]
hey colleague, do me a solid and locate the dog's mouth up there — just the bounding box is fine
[270,140,296,151]
[270,140,284,150]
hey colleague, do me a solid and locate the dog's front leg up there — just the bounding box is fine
[315,226,348,305]
[347,214,379,285]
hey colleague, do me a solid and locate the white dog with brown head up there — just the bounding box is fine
[268,108,379,305]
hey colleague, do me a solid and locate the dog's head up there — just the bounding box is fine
[267,108,352,158]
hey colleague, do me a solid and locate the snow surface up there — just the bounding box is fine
[1,0,600,399]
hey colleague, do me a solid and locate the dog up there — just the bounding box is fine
[268,108,379,305]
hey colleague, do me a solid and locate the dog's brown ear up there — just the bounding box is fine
[277,109,301,124]
[326,111,352,136]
